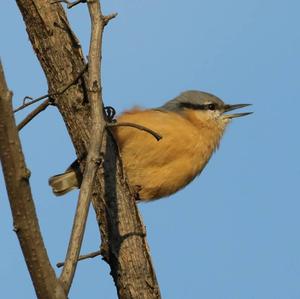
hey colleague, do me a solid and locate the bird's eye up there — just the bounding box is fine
[207,103,216,110]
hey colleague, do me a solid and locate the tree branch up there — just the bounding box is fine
[0,61,66,299]
[17,99,50,130]
[52,0,87,9]
[56,250,101,268]
[59,1,107,293]
[14,94,49,113]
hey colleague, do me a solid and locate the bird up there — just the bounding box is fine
[49,90,252,201]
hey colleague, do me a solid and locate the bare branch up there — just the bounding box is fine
[107,122,162,141]
[59,1,107,294]
[17,99,50,130]
[51,0,87,9]
[56,250,101,268]
[14,94,49,112]
[0,62,66,299]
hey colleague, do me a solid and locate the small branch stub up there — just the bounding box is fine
[103,13,118,26]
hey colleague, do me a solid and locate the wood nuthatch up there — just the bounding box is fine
[49,90,252,201]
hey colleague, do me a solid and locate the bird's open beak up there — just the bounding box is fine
[223,104,253,119]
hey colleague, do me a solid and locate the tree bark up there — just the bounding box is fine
[15,1,161,298]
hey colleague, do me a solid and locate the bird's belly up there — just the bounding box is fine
[120,140,209,201]
[127,163,202,201]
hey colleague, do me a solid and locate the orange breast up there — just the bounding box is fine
[113,108,225,201]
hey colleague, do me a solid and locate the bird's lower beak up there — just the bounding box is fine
[223,104,253,119]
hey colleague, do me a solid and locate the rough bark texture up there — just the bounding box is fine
[15,1,161,298]
[0,63,66,299]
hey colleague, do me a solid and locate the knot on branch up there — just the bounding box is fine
[21,167,31,180]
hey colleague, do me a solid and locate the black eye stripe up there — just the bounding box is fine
[179,102,206,110]
[179,102,218,110]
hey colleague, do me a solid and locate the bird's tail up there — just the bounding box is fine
[49,160,82,196]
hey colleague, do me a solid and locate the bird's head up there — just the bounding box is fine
[159,90,252,125]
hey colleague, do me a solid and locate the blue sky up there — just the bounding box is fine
[1,1,300,298]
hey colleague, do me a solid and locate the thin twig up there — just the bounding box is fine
[107,122,162,141]
[56,250,101,268]
[14,94,49,113]
[17,99,50,131]
[51,0,86,9]
[14,64,87,113]
[59,2,113,294]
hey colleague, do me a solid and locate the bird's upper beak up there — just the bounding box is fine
[223,104,253,119]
